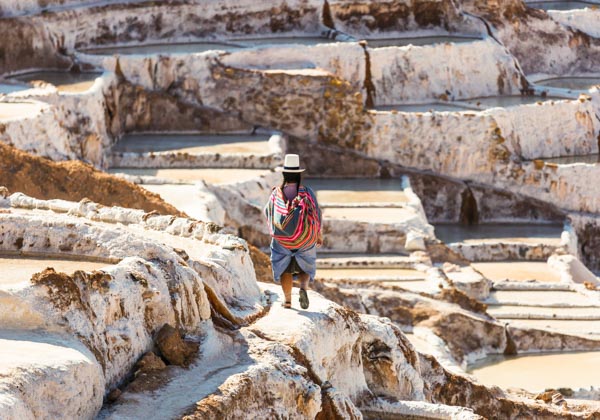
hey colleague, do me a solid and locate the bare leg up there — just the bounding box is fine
[298,273,310,291]
[281,273,293,307]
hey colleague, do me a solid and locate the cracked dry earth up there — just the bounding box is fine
[2,0,600,419]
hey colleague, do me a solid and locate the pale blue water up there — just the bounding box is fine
[0,84,28,94]
[434,223,563,244]
[230,37,338,47]
[82,42,244,55]
[365,35,481,48]
[306,178,406,192]
[536,77,600,91]
[113,133,270,153]
[462,95,567,108]
[9,71,102,87]
[538,154,600,165]
[373,103,476,112]
[528,1,600,10]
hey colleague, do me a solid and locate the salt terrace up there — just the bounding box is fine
[1,0,600,418]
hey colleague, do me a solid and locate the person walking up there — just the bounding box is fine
[264,154,323,309]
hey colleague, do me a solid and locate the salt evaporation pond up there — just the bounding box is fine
[535,76,600,91]
[473,261,563,282]
[468,351,600,392]
[364,35,481,48]
[462,95,567,109]
[375,96,569,113]
[373,103,476,113]
[538,154,600,165]
[108,167,269,184]
[317,267,423,279]
[82,42,244,55]
[322,207,417,224]
[528,1,600,10]
[307,178,409,205]
[0,102,43,121]
[229,36,339,47]
[434,223,563,244]
[113,133,271,155]
[9,71,102,92]
[505,319,600,337]
[0,84,28,94]
[0,256,109,286]
[317,268,429,293]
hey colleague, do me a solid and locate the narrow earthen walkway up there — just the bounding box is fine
[97,327,252,420]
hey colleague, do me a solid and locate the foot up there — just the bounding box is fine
[283,301,292,309]
[299,288,309,309]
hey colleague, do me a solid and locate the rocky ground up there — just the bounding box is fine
[1,0,600,419]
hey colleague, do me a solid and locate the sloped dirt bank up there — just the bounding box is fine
[0,143,184,216]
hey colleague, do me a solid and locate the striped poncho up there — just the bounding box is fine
[264,185,322,250]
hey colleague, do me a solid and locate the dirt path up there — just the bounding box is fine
[97,326,252,420]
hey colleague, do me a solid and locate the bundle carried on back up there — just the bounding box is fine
[265,185,321,250]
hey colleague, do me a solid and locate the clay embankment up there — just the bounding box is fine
[0,143,184,216]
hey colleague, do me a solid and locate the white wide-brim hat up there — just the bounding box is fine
[282,154,305,173]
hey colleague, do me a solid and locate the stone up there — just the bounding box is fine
[405,230,426,251]
[106,389,122,403]
[155,324,199,367]
[135,352,167,374]
[549,253,600,286]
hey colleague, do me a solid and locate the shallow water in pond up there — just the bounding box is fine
[365,35,481,48]
[113,133,271,154]
[373,103,476,113]
[306,178,408,205]
[535,76,600,90]
[9,71,102,92]
[528,1,600,10]
[109,168,268,184]
[468,351,600,392]
[434,223,563,244]
[82,42,244,55]
[0,256,109,286]
[0,84,28,94]
[229,36,338,47]
[462,95,567,108]
[538,154,600,165]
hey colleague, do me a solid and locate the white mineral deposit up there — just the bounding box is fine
[0,0,599,419]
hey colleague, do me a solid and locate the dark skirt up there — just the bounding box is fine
[284,255,305,275]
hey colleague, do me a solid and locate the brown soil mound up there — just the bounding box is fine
[248,244,273,283]
[435,287,489,315]
[0,143,184,217]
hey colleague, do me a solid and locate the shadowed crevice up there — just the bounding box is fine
[322,0,335,29]
[459,185,479,226]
